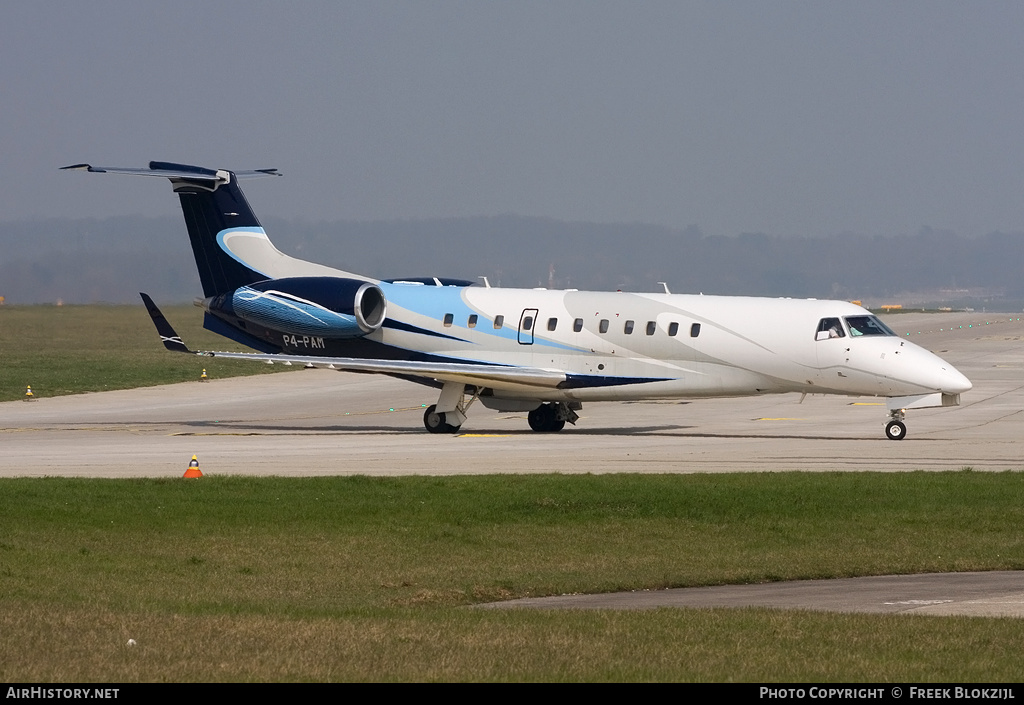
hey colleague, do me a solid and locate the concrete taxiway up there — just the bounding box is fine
[2,311,1023,617]
[1,311,1022,478]
[484,571,1024,617]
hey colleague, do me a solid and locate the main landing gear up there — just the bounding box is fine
[421,382,582,434]
[423,404,461,434]
[527,402,579,433]
[528,404,563,433]
[422,382,478,434]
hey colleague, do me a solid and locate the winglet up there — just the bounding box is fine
[140,293,192,353]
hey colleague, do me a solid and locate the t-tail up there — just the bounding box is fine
[64,161,386,354]
[61,161,286,297]
[161,162,274,298]
[60,161,371,297]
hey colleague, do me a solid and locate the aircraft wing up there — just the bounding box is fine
[141,294,565,389]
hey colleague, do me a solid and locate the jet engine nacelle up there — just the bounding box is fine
[210,277,387,339]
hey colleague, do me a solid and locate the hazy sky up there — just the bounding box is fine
[4,1,1024,237]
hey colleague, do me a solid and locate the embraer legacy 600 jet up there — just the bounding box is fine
[63,162,971,439]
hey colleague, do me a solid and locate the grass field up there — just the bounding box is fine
[0,304,292,402]
[2,472,1023,681]
[3,305,1024,681]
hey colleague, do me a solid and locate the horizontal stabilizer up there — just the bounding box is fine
[61,162,280,180]
[65,161,356,297]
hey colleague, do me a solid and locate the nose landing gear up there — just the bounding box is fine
[882,392,963,441]
[885,409,907,440]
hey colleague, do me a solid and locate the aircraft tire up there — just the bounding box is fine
[423,405,458,434]
[885,420,907,440]
[527,406,547,432]
[528,404,565,433]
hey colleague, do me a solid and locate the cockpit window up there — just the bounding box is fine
[815,317,845,340]
[844,315,896,337]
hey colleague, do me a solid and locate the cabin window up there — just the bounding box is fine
[468,314,478,328]
[815,317,845,340]
[522,315,534,331]
[624,320,635,335]
[668,322,679,337]
[690,323,701,338]
[573,318,584,332]
[646,321,656,336]
[845,315,895,337]
[547,317,557,331]
[443,313,454,327]
[599,319,609,334]
[494,315,504,329]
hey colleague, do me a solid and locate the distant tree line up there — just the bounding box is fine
[1,215,1021,307]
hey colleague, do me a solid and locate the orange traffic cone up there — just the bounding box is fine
[23,386,35,401]
[183,454,203,478]
[200,368,209,382]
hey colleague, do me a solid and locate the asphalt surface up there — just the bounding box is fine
[2,311,1022,477]
[483,572,1024,617]
[3,310,1023,616]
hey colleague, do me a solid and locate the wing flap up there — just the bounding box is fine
[198,350,565,388]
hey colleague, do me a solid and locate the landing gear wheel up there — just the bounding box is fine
[528,404,566,433]
[885,420,907,440]
[527,406,546,432]
[424,404,460,434]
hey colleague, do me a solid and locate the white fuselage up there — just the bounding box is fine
[369,283,972,403]
[70,164,974,437]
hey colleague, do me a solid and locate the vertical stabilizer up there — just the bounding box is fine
[62,161,370,295]
[159,162,271,296]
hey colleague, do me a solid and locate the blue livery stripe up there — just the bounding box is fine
[383,318,469,343]
[560,374,672,389]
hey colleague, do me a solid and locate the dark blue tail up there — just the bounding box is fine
[158,162,270,297]
[62,161,282,297]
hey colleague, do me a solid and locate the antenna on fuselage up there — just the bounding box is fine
[478,276,491,288]
[658,282,671,294]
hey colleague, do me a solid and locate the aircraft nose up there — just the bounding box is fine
[940,365,972,394]
[897,344,972,394]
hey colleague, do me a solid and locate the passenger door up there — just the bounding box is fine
[518,308,538,345]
